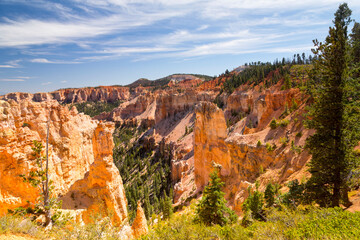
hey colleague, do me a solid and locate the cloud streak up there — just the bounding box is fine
[1,0,360,65]
[0,78,26,82]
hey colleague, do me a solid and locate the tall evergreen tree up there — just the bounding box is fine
[306,3,354,207]
[195,169,236,226]
[161,192,173,220]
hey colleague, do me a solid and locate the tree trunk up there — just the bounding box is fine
[332,170,341,207]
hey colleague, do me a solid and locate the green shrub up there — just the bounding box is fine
[270,119,277,129]
[280,137,288,146]
[290,98,298,112]
[291,141,302,153]
[257,140,262,147]
[280,103,289,118]
[279,119,290,127]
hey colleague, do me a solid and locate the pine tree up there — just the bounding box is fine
[284,74,292,89]
[161,192,173,220]
[264,183,276,207]
[195,170,236,226]
[306,3,355,207]
[242,181,264,220]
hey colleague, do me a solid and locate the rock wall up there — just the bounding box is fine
[193,100,311,212]
[61,122,128,225]
[155,90,215,124]
[96,89,216,124]
[225,87,302,131]
[0,99,128,225]
[1,86,130,104]
[52,86,130,103]
[194,102,231,189]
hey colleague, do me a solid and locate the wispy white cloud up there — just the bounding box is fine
[1,0,359,64]
[30,58,81,64]
[61,80,67,83]
[0,75,32,82]
[41,81,52,85]
[30,58,52,63]
[0,78,25,82]
[0,59,22,68]
[0,6,183,48]
[0,65,15,68]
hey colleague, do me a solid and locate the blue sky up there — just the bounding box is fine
[0,0,360,94]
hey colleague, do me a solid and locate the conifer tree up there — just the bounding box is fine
[195,169,236,226]
[161,192,173,220]
[242,181,264,220]
[306,3,357,207]
[264,183,276,207]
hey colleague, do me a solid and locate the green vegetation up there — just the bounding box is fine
[305,3,360,207]
[270,118,290,129]
[221,53,314,94]
[264,182,280,208]
[69,100,122,117]
[195,170,236,226]
[279,137,288,146]
[242,182,265,222]
[269,119,277,129]
[265,143,276,152]
[0,213,127,240]
[112,124,173,222]
[144,204,360,240]
[290,140,302,154]
[3,206,360,240]
[222,62,288,94]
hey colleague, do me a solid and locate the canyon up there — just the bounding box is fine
[0,68,314,236]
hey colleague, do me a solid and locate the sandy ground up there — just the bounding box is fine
[347,190,360,213]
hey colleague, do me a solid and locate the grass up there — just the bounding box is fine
[2,206,360,239]
[0,214,127,240]
[144,207,360,240]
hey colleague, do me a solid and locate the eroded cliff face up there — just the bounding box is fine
[52,86,130,103]
[61,122,128,225]
[1,86,130,104]
[225,86,302,132]
[194,102,231,189]
[96,89,216,125]
[0,99,129,225]
[0,99,97,214]
[193,95,311,213]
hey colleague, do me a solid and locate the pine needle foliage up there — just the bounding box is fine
[306,3,360,207]
[195,170,236,226]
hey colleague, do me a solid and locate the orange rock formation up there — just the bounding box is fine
[0,99,128,224]
[194,102,231,189]
[1,86,130,104]
[131,201,149,239]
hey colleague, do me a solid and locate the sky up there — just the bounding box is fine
[0,0,360,94]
